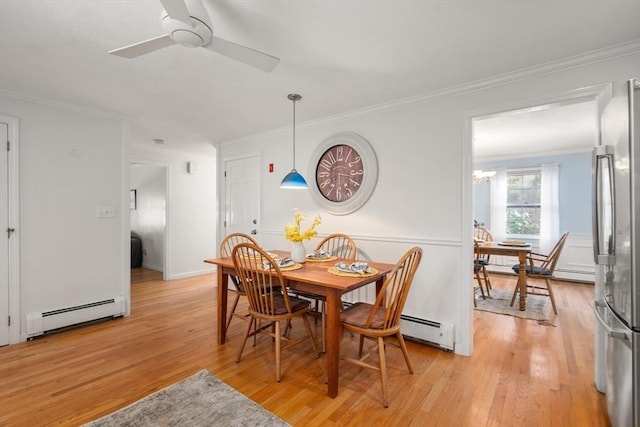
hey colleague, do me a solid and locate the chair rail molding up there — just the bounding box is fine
[260,229,461,248]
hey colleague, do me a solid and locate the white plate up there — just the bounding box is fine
[335,262,371,274]
[263,258,294,269]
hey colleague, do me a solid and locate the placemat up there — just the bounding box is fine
[241,251,277,259]
[305,255,338,263]
[257,262,303,272]
[327,266,378,277]
[498,242,530,247]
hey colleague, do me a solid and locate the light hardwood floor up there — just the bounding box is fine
[0,269,608,426]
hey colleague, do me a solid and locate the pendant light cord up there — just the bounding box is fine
[292,96,296,170]
[287,93,301,171]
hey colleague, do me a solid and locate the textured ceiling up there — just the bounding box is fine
[0,0,638,155]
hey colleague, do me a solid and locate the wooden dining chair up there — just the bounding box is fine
[220,233,259,335]
[291,233,357,352]
[316,233,357,260]
[510,231,569,314]
[340,246,423,407]
[231,243,319,382]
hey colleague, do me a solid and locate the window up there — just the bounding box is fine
[506,170,541,235]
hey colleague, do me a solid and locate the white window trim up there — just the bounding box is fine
[490,164,559,248]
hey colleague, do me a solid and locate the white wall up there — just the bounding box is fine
[129,145,217,279]
[0,93,129,341]
[218,48,640,356]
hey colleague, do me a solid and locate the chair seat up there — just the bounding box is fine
[341,302,386,329]
[474,261,484,273]
[512,264,551,276]
[272,294,311,315]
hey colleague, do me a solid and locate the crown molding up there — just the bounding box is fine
[475,146,593,164]
[0,89,131,122]
[220,40,640,147]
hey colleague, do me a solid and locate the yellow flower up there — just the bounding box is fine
[284,209,321,242]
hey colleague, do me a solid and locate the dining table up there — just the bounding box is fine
[204,250,396,398]
[474,241,532,311]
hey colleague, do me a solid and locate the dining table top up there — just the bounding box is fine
[474,241,532,255]
[204,250,397,291]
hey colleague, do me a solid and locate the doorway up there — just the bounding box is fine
[470,86,609,281]
[130,161,168,280]
[460,84,612,355]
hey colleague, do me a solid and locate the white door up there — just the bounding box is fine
[0,120,15,345]
[224,156,260,240]
[1,116,19,346]
[0,121,10,346]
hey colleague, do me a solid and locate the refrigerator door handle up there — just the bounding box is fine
[593,302,631,341]
[592,144,616,265]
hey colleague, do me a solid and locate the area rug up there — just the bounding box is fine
[474,288,553,322]
[83,370,290,427]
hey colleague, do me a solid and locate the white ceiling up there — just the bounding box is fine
[473,98,598,162]
[1,0,638,155]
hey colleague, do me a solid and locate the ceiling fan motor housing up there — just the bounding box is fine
[161,15,212,48]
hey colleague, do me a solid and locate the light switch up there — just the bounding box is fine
[97,206,116,218]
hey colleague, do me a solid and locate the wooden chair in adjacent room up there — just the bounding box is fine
[510,231,570,314]
[473,225,493,243]
[292,233,357,352]
[339,246,423,407]
[473,225,493,291]
[473,239,490,306]
[220,232,260,335]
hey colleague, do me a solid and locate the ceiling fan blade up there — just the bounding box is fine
[159,0,192,26]
[204,36,280,72]
[109,35,176,58]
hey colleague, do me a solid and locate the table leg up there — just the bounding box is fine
[325,290,341,398]
[217,271,228,345]
[375,276,384,303]
[517,252,527,311]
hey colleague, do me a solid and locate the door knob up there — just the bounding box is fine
[250,229,257,235]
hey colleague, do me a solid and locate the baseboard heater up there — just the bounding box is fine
[400,315,455,351]
[26,296,125,338]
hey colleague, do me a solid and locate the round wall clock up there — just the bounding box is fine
[308,132,378,215]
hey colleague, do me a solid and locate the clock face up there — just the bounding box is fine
[315,144,364,202]
[308,132,377,215]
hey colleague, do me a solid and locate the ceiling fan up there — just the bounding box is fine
[109,0,279,72]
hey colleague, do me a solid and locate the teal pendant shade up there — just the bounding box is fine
[280,169,308,188]
[280,93,308,189]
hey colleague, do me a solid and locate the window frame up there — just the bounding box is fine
[505,168,542,238]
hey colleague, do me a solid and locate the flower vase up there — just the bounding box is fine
[291,241,307,263]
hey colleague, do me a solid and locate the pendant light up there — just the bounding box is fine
[280,93,308,189]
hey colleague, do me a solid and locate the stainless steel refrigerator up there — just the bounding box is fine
[593,78,640,427]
